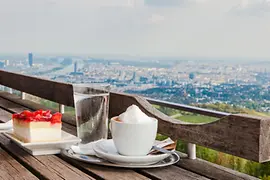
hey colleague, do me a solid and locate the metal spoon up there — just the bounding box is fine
[151,145,175,155]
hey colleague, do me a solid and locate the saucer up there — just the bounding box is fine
[93,139,171,165]
[61,148,180,168]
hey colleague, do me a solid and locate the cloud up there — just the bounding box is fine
[0,0,270,58]
[229,0,270,16]
[148,14,165,24]
[144,0,187,7]
[144,0,213,7]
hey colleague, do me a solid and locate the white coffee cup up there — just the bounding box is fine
[110,116,158,156]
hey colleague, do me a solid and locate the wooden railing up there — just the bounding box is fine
[146,97,230,118]
[1,70,270,163]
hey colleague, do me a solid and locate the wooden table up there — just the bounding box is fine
[0,92,258,180]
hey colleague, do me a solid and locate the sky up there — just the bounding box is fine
[0,0,270,59]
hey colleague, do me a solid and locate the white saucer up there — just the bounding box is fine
[93,139,170,165]
[62,148,180,168]
[4,130,81,155]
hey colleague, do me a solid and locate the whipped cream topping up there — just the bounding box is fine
[118,105,152,123]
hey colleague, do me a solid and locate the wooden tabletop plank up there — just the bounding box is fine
[34,155,95,180]
[0,148,38,180]
[137,165,210,180]
[61,157,150,180]
[176,153,259,180]
[0,134,95,180]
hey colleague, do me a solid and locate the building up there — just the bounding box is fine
[28,53,33,67]
[4,60,9,66]
[0,62,4,69]
[74,61,77,73]
[70,61,83,75]
[132,72,136,81]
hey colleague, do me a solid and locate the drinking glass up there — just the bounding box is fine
[73,84,110,144]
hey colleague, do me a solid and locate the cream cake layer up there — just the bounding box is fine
[13,118,62,143]
[13,126,61,143]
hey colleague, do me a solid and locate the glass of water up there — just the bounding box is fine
[73,84,110,144]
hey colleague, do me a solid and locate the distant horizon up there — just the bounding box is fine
[0,52,270,62]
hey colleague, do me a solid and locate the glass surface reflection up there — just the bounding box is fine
[73,84,110,144]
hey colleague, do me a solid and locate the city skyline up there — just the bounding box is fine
[1,53,269,113]
[0,0,270,58]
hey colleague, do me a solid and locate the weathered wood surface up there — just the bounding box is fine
[0,148,38,180]
[0,70,74,106]
[0,134,94,180]
[109,92,270,163]
[0,96,214,180]
[0,93,260,180]
[61,156,150,180]
[137,165,210,180]
[176,152,258,180]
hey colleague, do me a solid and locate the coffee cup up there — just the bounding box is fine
[110,116,158,156]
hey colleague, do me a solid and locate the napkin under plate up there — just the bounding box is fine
[71,139,104,155]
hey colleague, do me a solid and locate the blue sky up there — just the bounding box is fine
[0,0,270,59]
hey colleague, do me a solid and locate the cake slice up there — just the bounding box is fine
[12,110,62,143]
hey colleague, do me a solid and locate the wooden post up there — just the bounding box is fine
[59,104,65,114]
[187,143,196,160]
[8,88,13,94]
[21,92,26,100]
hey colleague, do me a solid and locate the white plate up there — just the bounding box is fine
[93,139,170,165]
[0,120,13,130]
[4,130,81,155]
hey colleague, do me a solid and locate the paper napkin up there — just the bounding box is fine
[71,139,104,155]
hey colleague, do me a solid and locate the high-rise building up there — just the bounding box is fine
[132,72,136,81]
[4,60,9,66]
[0,62,4,69]
[28,53,33,67]
[74,61,77,73]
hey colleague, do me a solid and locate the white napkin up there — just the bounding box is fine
[71,139,104,155]
[154,138,175,148]
[0,120,13,130]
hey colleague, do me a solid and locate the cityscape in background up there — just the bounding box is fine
[0,53,269,113]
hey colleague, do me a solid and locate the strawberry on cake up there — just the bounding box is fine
[12,110,62,143]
